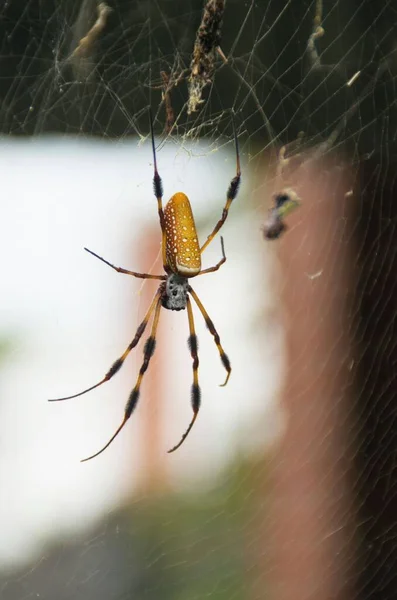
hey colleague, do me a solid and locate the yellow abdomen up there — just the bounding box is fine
[163,192,201,277]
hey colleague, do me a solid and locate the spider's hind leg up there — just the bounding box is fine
[81,293,163,462]
[189,286,231,386]
[168,295,201,453]
[149,109,168,270]
[48,289,162,403]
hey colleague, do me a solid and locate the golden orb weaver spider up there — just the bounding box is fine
[49,111,241,462]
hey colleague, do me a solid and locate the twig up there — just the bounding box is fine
[187,0,227,114]
[160,71,175,134]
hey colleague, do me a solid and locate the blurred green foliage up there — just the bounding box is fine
[125,457,265,600]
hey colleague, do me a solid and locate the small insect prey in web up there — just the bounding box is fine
[263,188,300,241]
[265,0,393,241]
[188,0,227,114]
[49,111,241,462]
[263,137,302,241]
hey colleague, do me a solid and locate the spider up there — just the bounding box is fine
[49,111,241,462]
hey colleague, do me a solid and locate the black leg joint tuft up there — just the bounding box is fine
[125,388,140,417]
[204,317,215,335]
[144,336,156,358]
[153,174,163,198]
[221,352,231,371]
[191,384,201,412]
[188,334,198,355]
[139,336,157,376]
[227,175,241,201]
[136,321,147,339]
[106,358,123,379]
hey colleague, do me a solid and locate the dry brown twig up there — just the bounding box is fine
[188,0,227,114]
[150,68,186,135]
[160,71,175,134]
[160,70,187,134]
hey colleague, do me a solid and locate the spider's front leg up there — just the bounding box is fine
[200,114,241,254]
[84,247,165,280]
[198,236,226,276]
[149,109,168,270]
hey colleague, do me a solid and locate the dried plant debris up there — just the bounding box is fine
[152,68,186,135]
[69,2,112,79]
[160,71,175,134]
[306,0,324,71]
[160,70,186,134]
[188,0,227,114]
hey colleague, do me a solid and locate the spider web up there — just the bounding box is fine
[0,0,396,599]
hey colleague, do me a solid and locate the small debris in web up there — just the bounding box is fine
[187,0,227,114]
[306,270,323,280]
[69,2,112,79]
[306,0,324,71]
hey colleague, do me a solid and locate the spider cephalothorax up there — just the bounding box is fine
[161,274,189,311]
[49,110,241,461]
